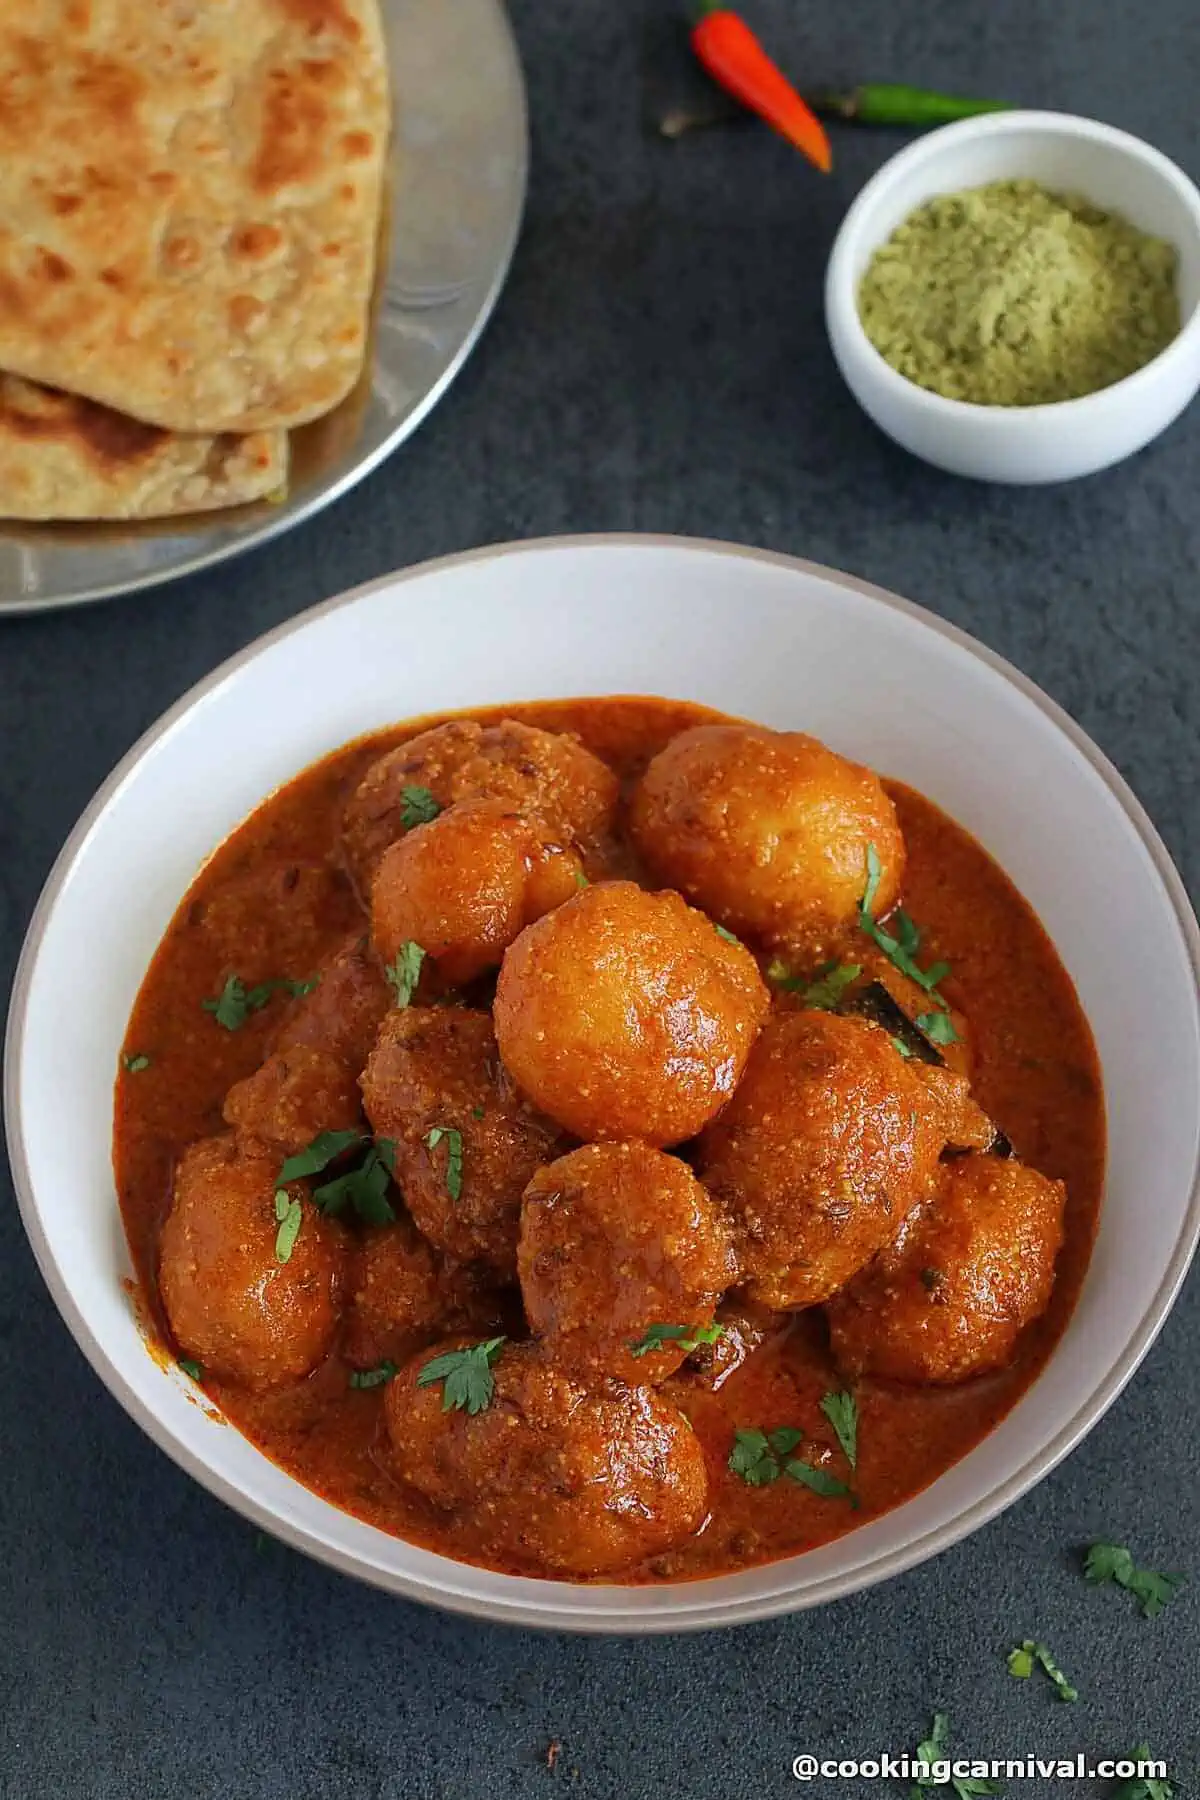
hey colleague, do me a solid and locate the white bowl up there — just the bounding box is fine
[7,535,1200,1632]
[826,111,1200,483]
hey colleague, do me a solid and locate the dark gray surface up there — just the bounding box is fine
[2,1,1199,1794]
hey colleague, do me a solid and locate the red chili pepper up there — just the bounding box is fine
[690,2,832,173]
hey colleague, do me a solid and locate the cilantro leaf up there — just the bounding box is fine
[385,940,426,1008]
[122,1052,151,1073]
[279,1129,364,1184]
[713,924,742,946]
[784,1458,856,1503]
[1007,1640,1077,1700]
[400,786,441,830]
[767,1426,804,1456]
[350,1361,399,1390]
[892,1035,914,1058]
[287,974,320,998]
[911,1715,999,1800]
[416,1337,506,1414]
[802,962,863,1010]
[573,870,590,890]
[178,1358,203,1381]
[1084,1543,1185,1618]
[425,1126,464,1201]
[728,1428,780,1485]
[917,1009,958,1046]
[858,845,954,1009]
[819,1389,858,1468]
[273,1190,302,1262]
[1113,1746,1174,1800]
[629,1322,725,1359]
[202,973,304,1031]
[312,1139,397,1225]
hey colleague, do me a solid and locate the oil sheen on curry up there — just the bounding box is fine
[113,699,1104,1583]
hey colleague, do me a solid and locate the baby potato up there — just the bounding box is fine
[223,1044,362,1156]
[370,798,583,989]
[698,1010,950,1310]
[384,1340,708,1577]
[341,717,619,898]
[360,1006,565,1277]
[494,880,770,1146]
[629,723,905,953]
[159,1135,346,1391]
[518,1143,734,1383]
[826,1154,1066,1384]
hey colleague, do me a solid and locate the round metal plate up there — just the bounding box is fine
[0,0,528,616]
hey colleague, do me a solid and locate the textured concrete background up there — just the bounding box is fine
[2,1,1199,1794]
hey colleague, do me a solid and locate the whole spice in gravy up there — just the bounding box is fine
[858,180,1180,406]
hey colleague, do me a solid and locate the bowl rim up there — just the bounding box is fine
[825,108,1200,426]
[7,531,1200,1633]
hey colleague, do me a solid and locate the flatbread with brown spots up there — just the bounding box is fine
[0,0,387,433]
[0,374,287,518]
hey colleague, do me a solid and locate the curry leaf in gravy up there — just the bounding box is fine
[279,1129,364,1184]
[400,786,441,830]
[122,1052,151,1072]
[426,1127,464,1201]
[417,1337,506,1415]
[1084,1543,1185,1619]
[629,1322,725,1359]
[273,1190,303,1263]
[349,1361,399,1390]
[819,1390,858,1468]
[385,941,426,1008]
[178,1358,203,1381]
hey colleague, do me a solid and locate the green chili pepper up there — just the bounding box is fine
[807,85,1011,128]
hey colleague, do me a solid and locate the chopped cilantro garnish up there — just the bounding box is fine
[1113,1746,1174,1800]
[385,941,426,1008]
[470,1104,485,1120]
[1007,1640,1077,1701]
[892,1036,914,1058]
[202,973,310,1031]
[273,1189,302,1263]
[416,1337,506,1414]
[425,1127,464,1201]
[1084,1543,1185,1618]
[911,1715,999,1799]
[310,1138,396,1226]
[917,1008,958,1046]
[573,869,590,890]
[122,1052,151,1073]
[859,845,953,1016]
[400,786,441,829]
[628,1322,724,1359]
[784,1459,856,1502]
[287,974,320,998]
[766,958,862,1010]
[713,924,742,946]
[350,1361,399,1390]
[819,1390,858,1468]
[178,1358,203,1381]
[278,1129,364,1184]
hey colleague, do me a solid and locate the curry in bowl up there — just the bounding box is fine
[114,698,1103,1583]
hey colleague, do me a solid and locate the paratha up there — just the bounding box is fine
[0,375,287,519]
[0,0,388,434]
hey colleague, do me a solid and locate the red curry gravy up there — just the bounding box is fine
[113,698,1105,1582]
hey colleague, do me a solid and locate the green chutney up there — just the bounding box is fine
[858,179,1180,406]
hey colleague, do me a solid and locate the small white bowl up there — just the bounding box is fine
[6,536,1200,1631]
[826,111,1200,483]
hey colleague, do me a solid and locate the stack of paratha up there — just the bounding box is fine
[0,0,388,520]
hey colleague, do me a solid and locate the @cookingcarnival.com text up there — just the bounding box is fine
[791,1752,1169,1782]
